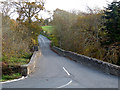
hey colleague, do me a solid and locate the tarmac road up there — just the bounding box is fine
[2,35,118,88]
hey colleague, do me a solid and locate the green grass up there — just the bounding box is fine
[41,26,59,47]
[42,26,54,34]
[8,57,30,65]
[2,57,30,66]
[2,53,32,66]
[0,73,22,82]
[1,53,32,82]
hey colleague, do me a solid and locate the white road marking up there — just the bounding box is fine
[39,35,50,48]
[41,37,45,44]
[38,36,42,47]
[39,37,46,47]
[38,38,42,47]
[57,80,72,88]
[39,37,44,47]
[63,67,70,76]
[40,36,48,47]
[1,76,28,84]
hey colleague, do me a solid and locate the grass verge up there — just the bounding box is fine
[0,73,22,82]
[1,53,32,82]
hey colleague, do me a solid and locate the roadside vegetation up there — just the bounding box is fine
[41,26,59,47]
[1,1,44,81]
[50,1,120,66]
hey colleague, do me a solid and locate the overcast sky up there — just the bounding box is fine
[45,0,113,11]
[40,0,118,19]
[2,0,119,19]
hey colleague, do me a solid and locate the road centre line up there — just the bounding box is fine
[57,80,72,88]
[63,67,70,76]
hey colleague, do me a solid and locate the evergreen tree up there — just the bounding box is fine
[104,1,120,43]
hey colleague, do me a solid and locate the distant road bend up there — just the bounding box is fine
[2,35,118,88]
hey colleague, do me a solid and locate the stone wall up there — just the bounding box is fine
[21,51,41,76]
[52,46,120,76]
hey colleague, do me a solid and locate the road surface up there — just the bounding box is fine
[2,35,118,88]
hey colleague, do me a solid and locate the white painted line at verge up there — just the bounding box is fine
[57,80,72,88]
[40,37,45,47]
[39,37,43,47]
[63,67,70,76]
[40,37,48,47]
[1,76,28,84]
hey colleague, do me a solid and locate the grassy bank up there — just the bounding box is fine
[0,73,22,82]
[1,53,32,82]
[2,53,32,66]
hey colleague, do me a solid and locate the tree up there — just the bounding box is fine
[44,18,49,25]
[13,1,45,23]
[52,9,78,48]
[0,2,13,17]
[104,1,120,43]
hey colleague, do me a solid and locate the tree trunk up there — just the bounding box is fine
[28,17,32,23]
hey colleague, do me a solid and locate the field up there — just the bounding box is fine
[42,26,54,34]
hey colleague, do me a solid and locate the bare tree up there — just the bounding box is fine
[12,1,45,23]
[0,2,13,16]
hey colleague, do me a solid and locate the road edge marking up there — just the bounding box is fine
[1,76,28,84]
